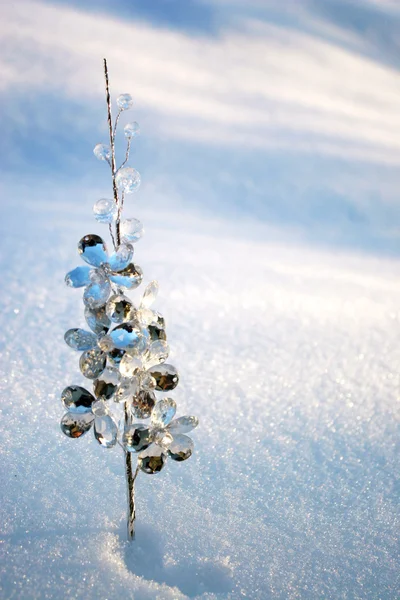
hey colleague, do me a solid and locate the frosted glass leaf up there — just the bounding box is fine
[117,93,133,110]
[120,218,144,243]
[120,354,143,377]
[61,385,95,413]
[141,280,159,308]
[131,390,156,419]
[84,305,111,335]
[93,198,117,224]
[115,167,141,194]
[114,377,139,403]
[109,323,145,350]
[106,294,136,324]
[91,399,108,417]
[168,434,194,462]
[109,264,143,290]
[147,364,179,392]
[124,122,140,138]
[108,244,134,272]
[123,424,150,453]
[138,443,167,474]
[60,412,94,438]
[64,328,97,351]
[143,340,170,367]
[78,234,108,267]
[151,398,176,427]
[167,416,199,434]
[94,414,118,448]
[79,349,106,379]
[93,143,111,161]
[83,280,111,309]
[65,266,92,288]
[93,367,120,400]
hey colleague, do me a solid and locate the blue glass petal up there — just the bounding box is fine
[64,328,98,351]
[78,234,108,267]
[109,264,143,289]
[83,281,111,309]
[108,244,134,272]
[109,323,145,350]
[65,266,92,288]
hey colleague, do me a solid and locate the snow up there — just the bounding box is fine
[0,200,399,599]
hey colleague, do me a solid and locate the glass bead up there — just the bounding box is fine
[61,385,95,413]
[83,280,111,309]
[151,428,173,450]
[93,198,117,224]
[115,168,141,194]
[168,434,194,462]
[65,266,92,288]
[138,371,156,391]
[143,340,170,367]
[114,377,139,403]
[148,324,167,343]
[106,294,136,323]
[147,363,179,392]
[64,328,97,351]
[109,264,143,290]
[60,412,94,438]
[120,354,142,377]
[107,348,126,365]
[138,444,167,474]
[84,305,111,335]
[131,390,156,419]
[120,218,144,243]
[91,399,109,417]
[123,424,150,453]
[93,367,120,400]
[124,121,140,138]
[94,414,118,448]
[167,416,199,434]
[141,280,158,308]
[117,93,133,110]
[108,244,134,272]
[79,348,106,379]
[151,398,176,428]
[93,143,111,161]
[109,323,146,350]
[97,333,115,353]
[78,234,108,267]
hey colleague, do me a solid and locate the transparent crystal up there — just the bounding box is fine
[78,234,108,267]
[65,266,92,288]
[124,121,140,138]
[83,280,111,309]
[93,367,120,399]
[151,428,173,449]
[60,412,94,438]
[123,424,150,453]
[168,434,194,462]
[61,385,95,413]
[115,168,141,194]
[138,444,167,474]
[151,398,176,427]
[79,348,106,379]
[117,93,133,110]
[64,328,97,351]
[143,340,170,367]
[91,399,109,417]
[107,348,126,365]
[109,323,146,351]
[93,143,111,161]
[120,218,144,243]
[97,333,115,352]
[108,244,133,272]
[93,198,117,224]
[131,390,156,419]
[94,414,118,448]
[167,416,199,434]
[114,377,139,403]
[148,324,167,343]
[147,363,179,392]
[106,294,136,323]
[138,371,156,391]
[120,354,143,377]
[109,264,143,290]
[141,280,158,308]
[138,307,156,326]
[153,312,166,329]
[84,305,111,335]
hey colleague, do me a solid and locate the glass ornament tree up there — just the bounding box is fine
[60,59,198,540]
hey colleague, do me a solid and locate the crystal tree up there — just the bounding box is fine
[60,59,198,540]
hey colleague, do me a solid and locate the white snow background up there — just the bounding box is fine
[0,1,399,599]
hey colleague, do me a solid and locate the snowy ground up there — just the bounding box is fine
[0,199,399,599]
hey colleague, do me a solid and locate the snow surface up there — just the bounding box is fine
[0,199,399,599]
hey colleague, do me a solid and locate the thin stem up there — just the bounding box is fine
[113,109,122,142]
[124,404,138,541]
[108,223,117,251]
[103,58,121,247]
[118,138,131,171]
